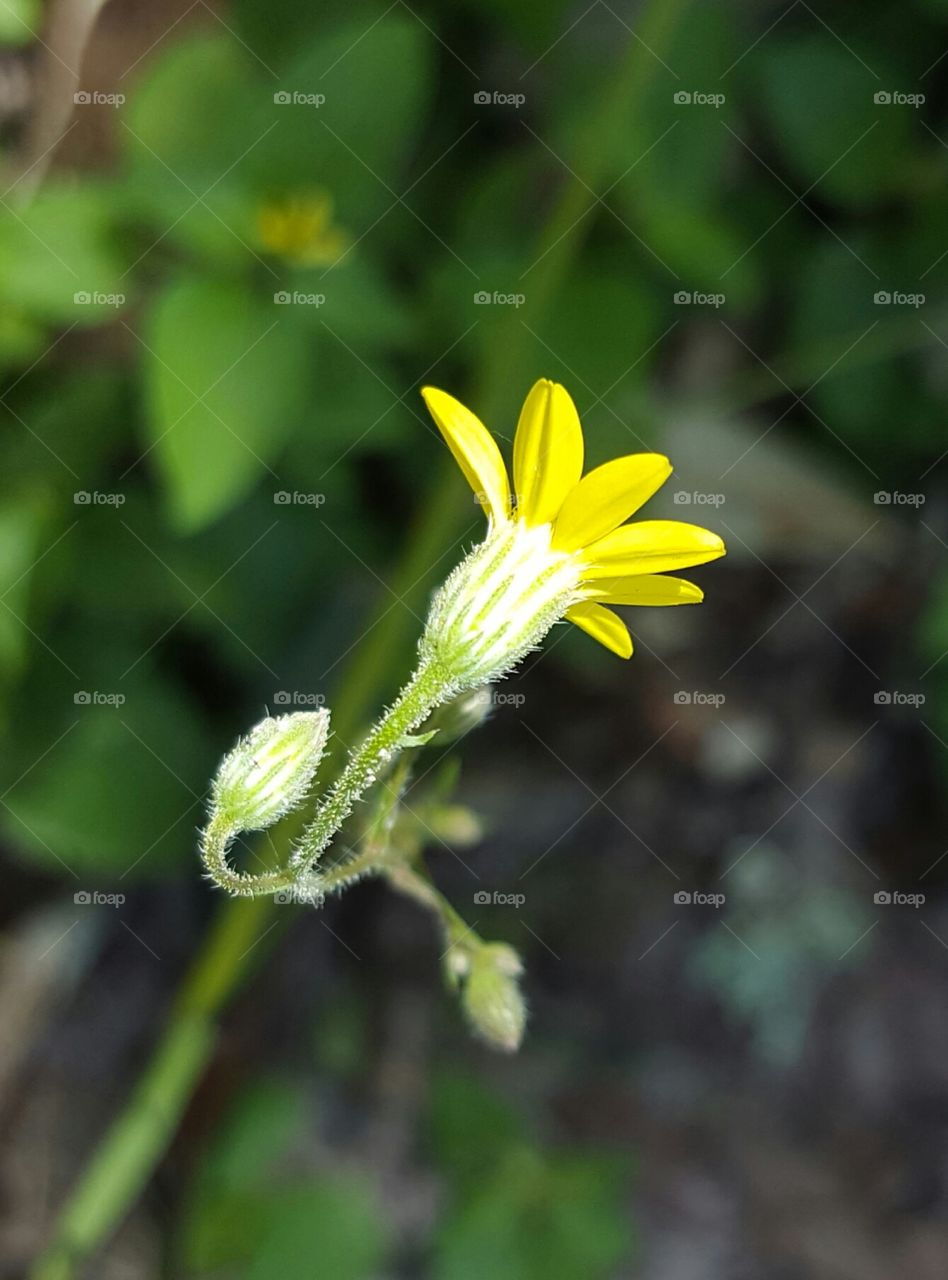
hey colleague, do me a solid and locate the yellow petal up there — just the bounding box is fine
[586,574,704,606]
[565,602,633,658]
[512,379,584,526]
[551,454,672,551]
[582,521,725,578]
[421,386,510,522]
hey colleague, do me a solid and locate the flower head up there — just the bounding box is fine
[419,379,724,676]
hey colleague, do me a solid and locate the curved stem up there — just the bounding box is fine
[200,812,300,898]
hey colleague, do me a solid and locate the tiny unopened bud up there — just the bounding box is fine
[462,942,526,1052]
[211,710,330,833]
[424,685,493,741]
[428,803,484,847]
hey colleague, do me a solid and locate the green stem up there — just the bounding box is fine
[385,860,474,955]
[200,811,300,898]
[31,894,275,1280]
[321,755,416,893]
[289,657,450,879]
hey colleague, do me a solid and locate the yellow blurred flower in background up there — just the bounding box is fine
[256,190,349,266]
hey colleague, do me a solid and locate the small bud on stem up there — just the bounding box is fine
[462,942,527,1052]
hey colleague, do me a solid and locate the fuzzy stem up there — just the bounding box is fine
[288,656,452,880]
[200,812,300,898]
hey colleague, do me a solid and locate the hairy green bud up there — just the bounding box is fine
[462,942,527,1052]
[210,710,330,834]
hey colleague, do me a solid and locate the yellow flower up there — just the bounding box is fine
[420,378,725,666]
[256,190,349,266]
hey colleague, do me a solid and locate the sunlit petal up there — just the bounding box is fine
[582,520,725,578]
[551,454,672,551]
[565,601,633,658]
[586,574,704,605]
[512,379,584,526]
[422,386,510,521]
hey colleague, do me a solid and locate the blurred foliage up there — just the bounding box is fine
[430,1073,633,1280]
[2,1,944,1276]
[0,1,943,887]
[177,1070,632,1278]
[180,1079,389,1279]
[688,849,872,1064]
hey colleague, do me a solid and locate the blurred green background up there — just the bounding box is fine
[1,0,946,1276]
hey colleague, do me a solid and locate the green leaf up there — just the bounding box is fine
[789,237,939,452]
[0,186,126,323]
[201,1080,306,1192]
[182,1079,305,1272]
[257,14,432,218]
[0,0,43,45]
[181,1078,388,1279]
[144,277,310,531]
[2,656,214,878]
[754,36,911,207]
[2,369,129,490]
[434,1148,631,1280]
[123,35,258,192]
[246,1180,387,1280]
[0,308,47,366]
[428,1072,526,1186]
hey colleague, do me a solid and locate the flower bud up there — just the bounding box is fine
[423,685,493,741]
[210,710,330,833]
[427,803,484,847]
[462,942,527,1052]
